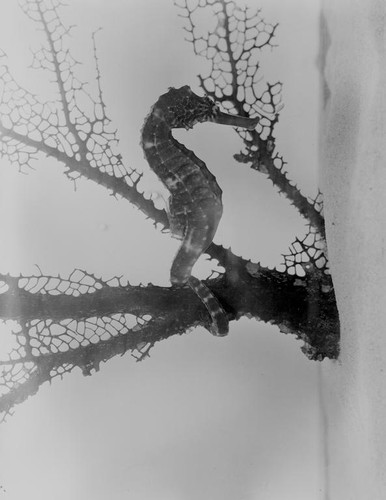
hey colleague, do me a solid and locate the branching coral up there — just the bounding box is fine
[0,0,339,420]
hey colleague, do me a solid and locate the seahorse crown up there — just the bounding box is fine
[162,86,218,129]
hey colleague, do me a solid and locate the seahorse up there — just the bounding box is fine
[141,86,258,336]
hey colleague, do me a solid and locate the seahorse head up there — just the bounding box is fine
[163,86,218,129]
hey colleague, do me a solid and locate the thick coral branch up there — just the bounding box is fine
[0,267,338,354]
[0,263,339,417]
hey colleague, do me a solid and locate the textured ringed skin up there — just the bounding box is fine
[141,86,258,336]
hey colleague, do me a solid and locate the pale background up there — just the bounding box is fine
[319,0,386,497]
[0,1,323,499]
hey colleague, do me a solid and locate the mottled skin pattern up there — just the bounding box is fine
[141,86,258,336]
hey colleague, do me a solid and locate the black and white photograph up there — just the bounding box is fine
[0,1,385,499]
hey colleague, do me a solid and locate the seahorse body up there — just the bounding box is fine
[141,86,258,336]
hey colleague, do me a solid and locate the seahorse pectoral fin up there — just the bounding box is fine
[188,276,229,337]
[211,110,259,130]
